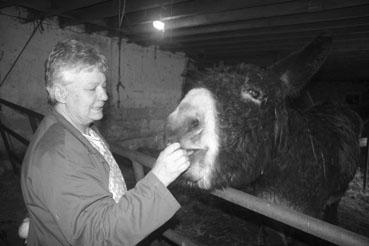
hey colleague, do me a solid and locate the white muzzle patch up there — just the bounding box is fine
[168,88,219,189]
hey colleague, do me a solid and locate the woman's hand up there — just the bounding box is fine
[18,217,29,241]
[151,143,191,187]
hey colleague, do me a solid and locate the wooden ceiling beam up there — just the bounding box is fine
[133,4,369,39]
[190,52,369,72]
[107,0,291,25]
[46,0,104,16]
[131,17,369,50]
[5,0,187,27]
[194,49,369,61]
[173,30,369,50]
[65,0,190,23]
[183,38,369,57]
[2,0,133,37]
[3,0,104,12]
[3,0,51,10]
[127,1,369,34]
[4,0,106,20]
[165,17,369,43]
[166,0,369,29]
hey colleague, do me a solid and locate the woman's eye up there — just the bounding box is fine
[87,87,96,91]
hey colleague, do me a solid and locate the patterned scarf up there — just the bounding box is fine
[83,128,127,203]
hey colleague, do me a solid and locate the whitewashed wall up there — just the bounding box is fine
[0,7,187,154]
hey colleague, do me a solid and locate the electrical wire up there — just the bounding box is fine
[116,0,127,108]
[118,0,126,29]
[0,18,44,87]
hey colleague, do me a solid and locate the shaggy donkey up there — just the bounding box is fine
[165,35,362,220]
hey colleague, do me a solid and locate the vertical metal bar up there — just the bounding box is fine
[0,121,18,174]
[360,137,368,191]
[364,138,368,191]
[28,116,39,133]
[132,160,145,181]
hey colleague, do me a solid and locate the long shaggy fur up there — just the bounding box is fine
[166,35,362,218]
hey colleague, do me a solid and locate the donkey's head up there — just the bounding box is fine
[165,35,332,190]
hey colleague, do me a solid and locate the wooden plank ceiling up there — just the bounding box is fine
[2,0,369,81]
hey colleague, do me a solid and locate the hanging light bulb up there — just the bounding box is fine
[153,20,165,31]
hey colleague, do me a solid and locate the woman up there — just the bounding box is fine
[20,39,190,245]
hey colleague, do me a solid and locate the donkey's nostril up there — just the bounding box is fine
[163,129,177,146]
[190,119,200,129]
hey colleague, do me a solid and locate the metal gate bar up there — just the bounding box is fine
[213,188,369,246]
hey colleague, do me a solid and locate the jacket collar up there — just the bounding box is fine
[50,109,101,155]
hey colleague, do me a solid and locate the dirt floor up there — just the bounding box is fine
[0,157,368,246]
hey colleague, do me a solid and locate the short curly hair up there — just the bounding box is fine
[45,39,108,105]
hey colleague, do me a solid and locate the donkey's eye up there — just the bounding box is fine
[241,87,266,105]
[242,87,262,99]
[248,89,260,99]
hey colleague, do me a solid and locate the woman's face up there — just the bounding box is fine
[62,67,108,128]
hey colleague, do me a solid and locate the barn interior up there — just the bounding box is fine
[0,0,369,245]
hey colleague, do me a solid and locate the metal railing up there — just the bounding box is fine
[1,97,369,246]
[0,98,44,173]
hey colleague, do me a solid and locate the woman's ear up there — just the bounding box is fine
[54,84,68,104]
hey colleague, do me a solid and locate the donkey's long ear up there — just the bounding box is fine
[269,35,332,96]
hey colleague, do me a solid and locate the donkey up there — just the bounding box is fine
[165,35,362,222]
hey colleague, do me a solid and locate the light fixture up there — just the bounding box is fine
[153,20,165,31]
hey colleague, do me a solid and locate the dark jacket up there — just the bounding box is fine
[21,110,180,246]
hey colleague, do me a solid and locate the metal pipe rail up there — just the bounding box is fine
[110,146,369,246]
[0,98,44,121]
[0,98,43,172]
